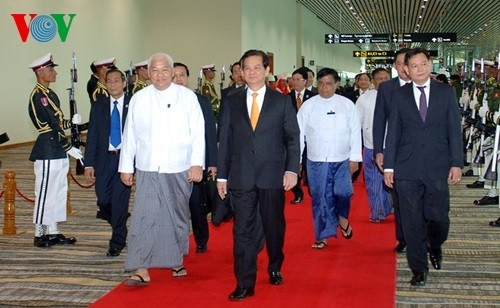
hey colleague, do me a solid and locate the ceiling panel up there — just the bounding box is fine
[300,0,500,60]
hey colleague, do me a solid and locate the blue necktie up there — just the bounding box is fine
[110,101,121,147]
[417,86,427,122]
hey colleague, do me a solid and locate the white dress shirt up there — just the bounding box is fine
[246,85,266,116]
[108,95,124,151]
[412,79,431,110]
[356,89,377,149]
[297,93,362,163]
[118,83,205,174]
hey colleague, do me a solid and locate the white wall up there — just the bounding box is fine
[242,0,297,75]
[143,0,243,90]
[300,5,363,83]
[1,0,367,145]
[1,0,144,144]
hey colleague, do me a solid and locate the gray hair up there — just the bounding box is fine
[147,53,174,69]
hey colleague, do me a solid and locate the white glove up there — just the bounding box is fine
[494,111,500,124]
[72,114,82,125]
[67,147,83,160]
[478,105,489,117]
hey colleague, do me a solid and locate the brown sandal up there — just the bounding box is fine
[124,274,149,286]
[311,241,327,249]
[172,267,187,278]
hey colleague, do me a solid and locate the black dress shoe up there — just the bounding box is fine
[34,235,53,248]
[466,181,485,189]
[228,287,255,301]
[196,244,207,253]
[489,217,500,227]
[107,246,122,257]
[473,196,499,205]
[290,196,303,204]
[269,271,284,285]
[429,248,443,270]
[462,169,474,176]
[47,234,77,245]
[410,272,427,286]
[393,243,407,253]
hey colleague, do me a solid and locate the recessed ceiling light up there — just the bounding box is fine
[421,5,426,8]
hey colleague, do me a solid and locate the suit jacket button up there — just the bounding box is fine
[251,150,255,154]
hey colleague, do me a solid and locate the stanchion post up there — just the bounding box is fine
[3,171,17,235]
[66,169,73,215]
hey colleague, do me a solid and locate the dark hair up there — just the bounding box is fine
[372,67,389,79]
[292,67,308,80]
[300,66,314,77]
[394,48,410,62]
[106,68,125,82]
[230,62,240,73]
[435,74,449,83]
[357,72,372,81]
[173,62,190,77]
[404,48,430,65]
[90,63,97,74]
[449,74,460,81]
[317,67,340,83]
[240,49,269,69]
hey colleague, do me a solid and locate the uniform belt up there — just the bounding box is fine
[107,149,121,154]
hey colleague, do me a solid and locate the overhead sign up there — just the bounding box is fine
[325,33,390,44]
[353,51,392,58]
[391,33,457,43]
[353,50,439,58]
[366,59,394,65]
[326,33,456,44]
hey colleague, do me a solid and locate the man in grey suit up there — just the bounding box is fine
[383,48,463,287]
[373,48,410,253]
[217,49,300,301]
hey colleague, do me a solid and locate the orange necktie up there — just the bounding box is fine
[250,92,259,130]
[296,92,302,110]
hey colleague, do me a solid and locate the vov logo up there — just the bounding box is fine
[11,14,76,43]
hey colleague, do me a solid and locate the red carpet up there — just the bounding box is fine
[91,180,396,308]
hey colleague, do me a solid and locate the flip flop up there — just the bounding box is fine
[124,274,149,286]
[311,241,327,249]
[172,267,187,278]
[340,223,353,240]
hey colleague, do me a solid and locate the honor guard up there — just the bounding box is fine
[28,53,83,248]
[91,57,116,103]
[201,64,220,118]
[128,60,149,96]
[474,72,500,206]
[86,62,98,102]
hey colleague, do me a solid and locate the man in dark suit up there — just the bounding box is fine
[288,67,316,204]
[219,62,247,136]
[173,62,218,254]
[383,48,463,287]
[221,62,246,103]
[303,67,318,94]
[372,48,410,254]
[84,68,131,257]
[217,49,300,301]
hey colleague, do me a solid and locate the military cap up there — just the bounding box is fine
[202,64,216,71]
[93,57,116,68]
[133,60,148,70]
[28,53,58,71]
[267,74,276,82]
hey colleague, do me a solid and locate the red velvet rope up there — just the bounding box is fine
[69,172,95,189]
[16,188,35,203]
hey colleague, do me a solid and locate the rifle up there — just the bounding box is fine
[196,68,203,93]
[220,64,225,94]
[68,52,86,175]
[126,61,134,97]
